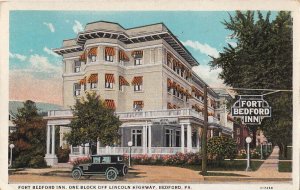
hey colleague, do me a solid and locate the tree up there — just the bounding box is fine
[209,11,292,158]
[207,136,237,161]
[65,92,121,154]
[9,100,47,168]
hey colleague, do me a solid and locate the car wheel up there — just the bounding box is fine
[120,165,128,176]
[72,169,82,180]
[106,169,118,181]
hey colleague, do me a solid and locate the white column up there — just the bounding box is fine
[79,145,83,155]
[187,123,192,152]
[70,145,73,154]
[211,129,213,138]
[97,140,100,154]
[148,124,152,154]
[143,125,147,154]
[85,143,89,155]
[46,125,50,155]
[51,125,55,155]
[196,127,200,149]
[181,124,185,153]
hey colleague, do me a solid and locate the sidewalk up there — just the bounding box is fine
[204,146,292,182]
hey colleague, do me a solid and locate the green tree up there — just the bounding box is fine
[65,93,121,154]
[9,100,47,168]
[209,11,292,158]
[207,136,237,161]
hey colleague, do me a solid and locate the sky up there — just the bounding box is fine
[9,11,278,105]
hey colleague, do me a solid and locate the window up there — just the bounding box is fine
[74,61,81,73]
[165,129,173,147]
[236,128,240,135]
[88,74,98,90]
[132,129,142,147]
[88,47,97,63]
[100,156,111,164]
[105,47,115,62]
[105,74,115,89]
[175,131,180,147]
[91,82,97,89]
[73,83,81,96]
[133,101,144,111]
[93,157,101,163]
[134,58,142,66]
[119,76,129,92]
[132,76,143,92]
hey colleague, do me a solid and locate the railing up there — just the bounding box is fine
[72,147,80,155]
[48,110,73,117]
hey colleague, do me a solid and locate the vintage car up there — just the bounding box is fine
[71,155,128,181]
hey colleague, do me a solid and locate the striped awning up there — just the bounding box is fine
[88,47,97,56]
[167,78,173,88]
[88,73,98,83]
[192,86,203,96]
[167,102,173,109]
[131,50,143,58]
[173,60,181,68]
[79,76,87,85]
[133,100,144,108]
[105,47,115,56]
[186,70,192,77]
[119,76,129,86]
[208,112,214,116]
[105,99,116,110]
[192,104,203,112]
[185,89,192,98]
[119,50,129,61]
[105,74,115,83]
[79,51,87,61]
[131,76,143,85]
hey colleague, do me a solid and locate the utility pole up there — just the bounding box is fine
[201,85,208,175]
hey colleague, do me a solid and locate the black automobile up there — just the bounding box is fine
[71,155,128,181]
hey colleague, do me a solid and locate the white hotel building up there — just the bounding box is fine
[44,21,233,166]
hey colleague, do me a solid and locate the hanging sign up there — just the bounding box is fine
[231,95,271,125]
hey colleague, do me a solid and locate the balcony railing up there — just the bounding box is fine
[47,110,73,117]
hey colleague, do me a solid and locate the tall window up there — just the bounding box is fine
[165,129,173,147]
[132,50,143,66]
[119,76,129,92]
[134,59,142,66]
[105,74,115,89]
[132,129,142,147]
[74,61,81,73]
[73,83,81,96]
[88,73,98,90]
[105,47,115,62]
[175,131,180,147]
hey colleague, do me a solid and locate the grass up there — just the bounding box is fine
[278,161,292,172]
[180,160,264,172]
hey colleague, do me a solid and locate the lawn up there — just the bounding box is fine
[278,161,292,172]
[181,160,263,172]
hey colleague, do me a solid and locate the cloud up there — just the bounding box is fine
[43,47,59,57]
[9,52,27,61]
[43,22,55,32]
[28,54,61,75]
[182,40,219,58]
[192,64,225,88]
[72,20,83,34]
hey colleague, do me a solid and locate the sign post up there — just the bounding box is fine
[201,85,208,175]
[246,137,252,171]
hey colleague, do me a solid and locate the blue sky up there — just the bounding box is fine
[9,11,278,105]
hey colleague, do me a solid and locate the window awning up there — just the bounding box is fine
[119,50,129,61]
[105,74,115,83]
[131,50,143,59]
[131,76,143,85]
[167,78,173,88]
[79,76,87,85]
[192,86,203,96]
[208,112,214,116]
[167,102,173,109]
[88,47,98,56]
[105,99,116,110]
[192,104,203,112]
[105,47,115,56]
[119,76,129,86]
[185,89,192,98]
[88,73,98,83]
[79,51,87,61]
[133,100,144,108]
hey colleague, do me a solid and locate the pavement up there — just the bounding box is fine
[9,146,291,183]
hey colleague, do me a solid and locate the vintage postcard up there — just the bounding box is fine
[0,0,299,190]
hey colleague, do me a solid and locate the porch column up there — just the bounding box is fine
[196,127,200,149]
[143,125,147,154]
[181,124,185,153]
[51,125,55,155]
[85,143,89,155]
[79,145,83,155]
[211,129,214,138]
[46,125,50,155]
[219,131,222,136]
[96,140,100,154]
[187,123,192,152]
[148,124,152,154]
[70,145,73,154]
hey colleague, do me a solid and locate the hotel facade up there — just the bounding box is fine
[44,21,234,166]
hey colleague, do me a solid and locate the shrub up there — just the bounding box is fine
[207,136,237,161]
[57,147,70,163]
[29,155,47,168]
[71,156,91,166]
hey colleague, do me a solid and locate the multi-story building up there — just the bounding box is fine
[44,21,234,166]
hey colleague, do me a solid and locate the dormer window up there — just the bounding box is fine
[88,47,97,63]
[105,47,115,62]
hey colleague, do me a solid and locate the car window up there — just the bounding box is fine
[101,156,111,164]
[93,157,101,163]
[117,156,123,162]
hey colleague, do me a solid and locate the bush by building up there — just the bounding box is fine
[207,136,237,160]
